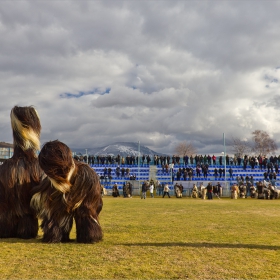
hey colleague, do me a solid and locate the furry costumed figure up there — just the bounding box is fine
[31,140,103,243]
[0,106,43,239]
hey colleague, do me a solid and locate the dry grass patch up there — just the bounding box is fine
[1,196,280,279]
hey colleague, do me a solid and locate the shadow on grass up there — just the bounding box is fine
[119,242,280,250]
[0,238,42,244]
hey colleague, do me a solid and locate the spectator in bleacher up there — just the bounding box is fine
[214,168,218,179]
[212,155,216,165]
[262,157,267,170]
[243,159,247,170]
[207,155,211,165]
[103,167,107,177]
[165,163,169,173]
[250,175,254,186]
[154,155,158,165]
[237,156,242,166]
[236,175,241,185]
[196,165,201,178]
[184,155,189,165]
[108,167,112,176]
[258,155,262,169]
[255,156,259,167]
[274,163,279,174]
[203,155,207,164]
[121,167,125,177]
[229,157,233,165]
[190,155,194,164]
[100,175,104,184]
[229,167,233,179]
[267,161,273,173]
[218,168,223,178]
[176,155,180,165]
[167,156,170,164]
[199,155,203,165]
[115,154,120,165]
[183,169,187,181]
[142,155,145,164]
[188,168,193,181]
[219,156,223,165]
[169,162,174,174]
[121,157,125,165]
[125,155,129,165]
[226,155,229,165]
[116,166,120,177]
[176,170,181,181]
[130,174,136,180]
[203,165,208,179]
[233,156,237,166]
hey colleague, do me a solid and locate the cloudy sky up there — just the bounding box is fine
[1,0,280,155]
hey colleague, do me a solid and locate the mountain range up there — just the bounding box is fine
[71,142,168,157]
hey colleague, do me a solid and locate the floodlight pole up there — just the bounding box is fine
[85,149,88,164]
[138,141,140,195]
[223,133,227,189]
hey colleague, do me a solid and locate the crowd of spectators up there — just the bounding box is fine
[74,153,280,169]
[74,153,280,188]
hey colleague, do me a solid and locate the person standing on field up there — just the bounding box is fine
[163,183,171,198]
[150,183,154,198]
[206,183,213,200]
[141,181,147,199]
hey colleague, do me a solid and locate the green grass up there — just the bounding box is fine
[1,196,280,279]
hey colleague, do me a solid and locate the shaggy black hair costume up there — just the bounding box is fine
[0,106,43,239]
[31,140,103,243]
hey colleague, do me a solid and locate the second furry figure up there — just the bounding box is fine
[31,140,103,243]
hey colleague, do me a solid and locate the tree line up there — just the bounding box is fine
[175,130,278,157]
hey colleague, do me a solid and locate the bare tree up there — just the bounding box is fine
[231,137,251,157]
[251,130,277,156]
[174,141,197,156]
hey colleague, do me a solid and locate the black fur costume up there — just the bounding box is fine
[0,106,43,238]
[31,140,103,243]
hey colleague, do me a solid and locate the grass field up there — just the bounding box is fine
[1,196,280,279]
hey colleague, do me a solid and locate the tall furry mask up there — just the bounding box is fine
[38,140,75,194]
[11,106,41,151]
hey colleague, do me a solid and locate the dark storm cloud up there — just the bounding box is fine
[1,0,280,154]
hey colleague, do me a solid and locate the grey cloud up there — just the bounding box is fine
[1,0,280,155]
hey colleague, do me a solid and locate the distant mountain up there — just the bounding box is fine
[71,142,168,157]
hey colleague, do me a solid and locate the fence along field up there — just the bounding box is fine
[1,197,280,279]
